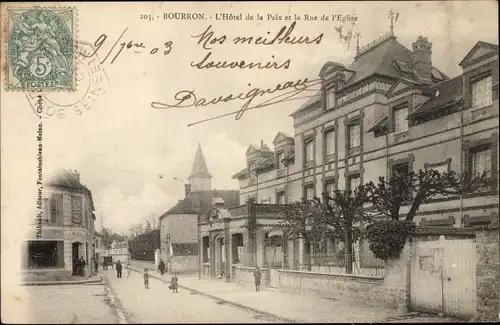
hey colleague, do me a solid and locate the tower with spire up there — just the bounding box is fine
[188,143,212,191]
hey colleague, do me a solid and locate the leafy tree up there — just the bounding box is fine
[316,187,370,274]
[144,220,152,232]
[365,169,490,222]
[279,197,323,271]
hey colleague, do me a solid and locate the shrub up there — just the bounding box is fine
[365,219,416,261]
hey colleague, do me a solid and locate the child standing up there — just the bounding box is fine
[143,268,149,289]
[170,273,179,293]
[253,266,262,292]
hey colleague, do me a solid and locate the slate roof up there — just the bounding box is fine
[160,190,240,218]
[291,35,448,117]
[408,76,464,118]
[45,169,95,212]
[189,143,212,179]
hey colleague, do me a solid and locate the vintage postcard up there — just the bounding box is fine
[1,1,499,324]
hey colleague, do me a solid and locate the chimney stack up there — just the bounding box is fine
[260,140,264,148]
[67,169,80,182]
[412,36,432,81]
[184,183,192,197]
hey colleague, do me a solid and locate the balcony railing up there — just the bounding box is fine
[254,204,290,217]
[228,205,247,217]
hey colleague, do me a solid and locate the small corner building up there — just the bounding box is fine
[159,143,239,273]
[21,169,96,281]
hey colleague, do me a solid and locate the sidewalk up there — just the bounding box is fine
[20,274,103,286]
[128,264,402,323]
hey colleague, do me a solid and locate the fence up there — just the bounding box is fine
[305,252,386,277]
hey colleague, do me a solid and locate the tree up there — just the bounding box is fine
[315,187,370,274]
[144,220,152,232]
[129,223,144,237]
[365,169,490,222]
[363,168,489,261]
[279,197,323,271]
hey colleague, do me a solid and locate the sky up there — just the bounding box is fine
[1,1,498,236]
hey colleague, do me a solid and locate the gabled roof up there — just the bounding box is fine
[272,132,294,145]
[188,143,212,179]
[459,41,499,68]
[408,76,463,118]
[232,168,249,180]
[160,190,239,217]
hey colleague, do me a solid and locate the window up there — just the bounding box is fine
[326,91,335,110]
[325,130,336,156]
[348,124,360,149]
[305,140,314,162]
[348,174,361,192]
[305,186,314,200]
[427,164,449,175]
[393,106,409,133]
[276,152,285,169]
[248,162,255,177]
[276,192,285,204]
[325,181,335,198]
[71,196,82,224]
[472,75,493,110]
[391,163,412,200]
[471,147,492,177]
[50,194,62,225]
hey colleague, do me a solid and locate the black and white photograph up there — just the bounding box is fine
[1,1,498,323]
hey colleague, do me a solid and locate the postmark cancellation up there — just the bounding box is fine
[5,7,76,91]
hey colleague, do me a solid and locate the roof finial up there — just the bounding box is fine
[388,9,399,35]
[355,32,362,55]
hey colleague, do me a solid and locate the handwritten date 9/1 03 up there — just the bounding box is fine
[81,27,173,65]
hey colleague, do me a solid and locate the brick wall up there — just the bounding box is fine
[475,229,500,321]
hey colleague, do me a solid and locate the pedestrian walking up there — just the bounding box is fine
[94,258,98,274]
[79,257,86,277]
[253,266,262,292]
[116,260,123,278]
[158,259,166,276]
[169,273,179,293]
[126,263,132,278]
[143,268,149,289]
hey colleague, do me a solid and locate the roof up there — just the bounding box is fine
[289,91,322,116]
[188,143,212,179]
[45,169,95,211]
[232,168,249,179]
[408,76,463,118]
[367,116,389,133]
[459,41,499,67]
[160,190,240,217]
[346,35,447,87]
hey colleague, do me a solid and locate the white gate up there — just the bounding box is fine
[410,236,477,318]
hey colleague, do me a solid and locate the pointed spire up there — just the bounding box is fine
[188,143,212,180]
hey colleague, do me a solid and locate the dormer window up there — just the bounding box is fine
[472,75,493,110]
[326,90,335,110]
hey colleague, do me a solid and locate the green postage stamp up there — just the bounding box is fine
[6,7,76,91]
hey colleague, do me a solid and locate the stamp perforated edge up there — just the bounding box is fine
[2,5,79,92]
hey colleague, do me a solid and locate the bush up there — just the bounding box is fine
[365,219,415,261]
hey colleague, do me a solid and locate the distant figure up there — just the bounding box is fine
[116,260,122,278]
[127,263,132,278]
[158,260,166,276]
[170,273,179,293]
[143,268,149,289]
[79,257,86,277]
[253,266,262,292]
[94,259,98,273]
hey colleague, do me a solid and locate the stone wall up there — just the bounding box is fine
[275,243,409,309]
[232,265,270,289]
[475,229,500,321]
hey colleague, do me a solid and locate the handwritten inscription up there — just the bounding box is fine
[151,78,322,122]
[82,28,173,64]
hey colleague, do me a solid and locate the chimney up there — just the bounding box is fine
[67,169,80,182]
[412,36,432,81]
[260,140,264,148]
[184,183,191,197]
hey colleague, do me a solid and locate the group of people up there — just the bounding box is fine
[72,257,87,277]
